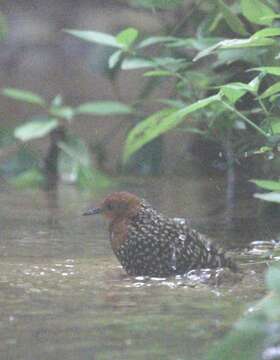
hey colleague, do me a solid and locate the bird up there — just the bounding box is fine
[83,191,237,277]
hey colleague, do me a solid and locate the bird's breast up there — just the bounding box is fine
[109,218,129,253]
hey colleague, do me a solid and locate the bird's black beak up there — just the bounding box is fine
[83,207,103,216]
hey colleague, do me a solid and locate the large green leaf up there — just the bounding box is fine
[217,0,248,36]
[260,82,280,99]
[2,88,45,106]
[116,27,138,49]
[64,29,122,48]
[123,94,220,162]
[123,108,176,163]
[14,118,58,141]
[241,0,275,25]
[250,179,280,191]
[76,101,133,115]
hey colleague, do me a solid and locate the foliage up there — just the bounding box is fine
[207,264,280,360]
[251,179,280,203]
[66,0,280,171]
[1,89,132,188]
[2,0,280,188]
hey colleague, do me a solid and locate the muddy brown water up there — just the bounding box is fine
[0,177,279,360]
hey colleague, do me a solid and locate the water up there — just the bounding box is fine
[0,177,279,360]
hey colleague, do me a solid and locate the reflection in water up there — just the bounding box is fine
[0,178,279,360]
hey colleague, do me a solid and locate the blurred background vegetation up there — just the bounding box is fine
[1,1,280,358]
[0,0,279,197]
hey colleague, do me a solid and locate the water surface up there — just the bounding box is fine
[0,177,279,360]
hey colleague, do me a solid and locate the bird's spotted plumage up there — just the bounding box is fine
[84,192,237,277]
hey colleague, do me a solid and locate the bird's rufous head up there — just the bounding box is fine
[83,192,142,221]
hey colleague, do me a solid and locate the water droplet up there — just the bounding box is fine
[171,245,177,272]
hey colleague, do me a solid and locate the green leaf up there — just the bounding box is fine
[254,192,280,203]
[108,50,123,69]
[143,70,178,78]
[193,37,275,61]
[14,118,59,141]
[261,14,280,20]
[220,82,251,104]
[121,57,155,70]
[220,38,275,48]
[260,82,280,99]
[250,179,280,191]
[76,101,133,115]
[64,29,122,48]
[266,267,280,294]
[252,27,280,39]
[123,108,176,163]
[137,36,176,49]
[217,0,248,36]
[9,168,44,189]
[220,78,260,103]
[241,0,275,25]
[49,106,74,121]
[254,146,272,154]
[121,57,184,70]
[131,0,183,10]
[116,27,138,49]
[250,67,280,76]
[248,75,262,93]
[2,88,45,106]
[123,94,220,163]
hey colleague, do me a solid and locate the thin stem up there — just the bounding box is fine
[257,96,269,116]
[221,100,269,138]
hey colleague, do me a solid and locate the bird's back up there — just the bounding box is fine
[112,201,237,276]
